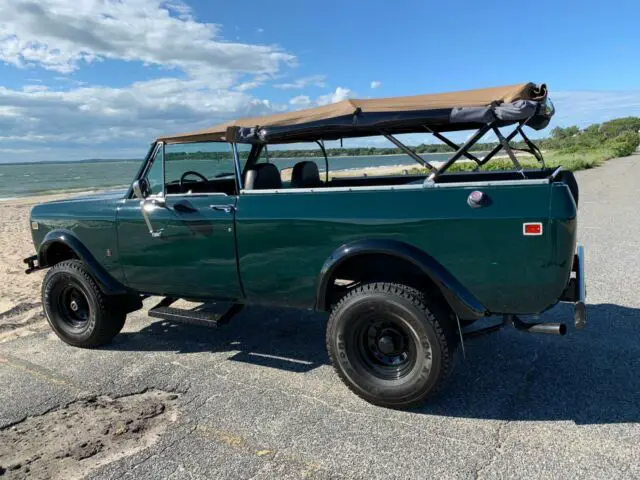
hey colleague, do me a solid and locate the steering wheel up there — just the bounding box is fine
[180,171,208,191]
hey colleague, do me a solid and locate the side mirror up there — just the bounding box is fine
[132,178,149,199]
[132,180,144,199]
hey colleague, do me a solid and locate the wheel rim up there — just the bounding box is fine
[57,285,90,329]
[350,314,419,381]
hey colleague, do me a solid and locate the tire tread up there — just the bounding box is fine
[326,282,454,408]
[42,260,125,348]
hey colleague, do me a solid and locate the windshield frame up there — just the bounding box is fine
[130,140,242,198]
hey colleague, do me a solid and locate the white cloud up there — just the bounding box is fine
[234,81,260,92]
[233,74,272,92]
[256,28,264,33]
[0,79,286,161]
[0,0,294,76]
[22,85,49,93]
[273,75,326,90]
[289,95,311,107]
[1,80,269,130]
[370,80,381,89]
[316,87,353,106]
[0,0,301,162]
[549,90,640,128]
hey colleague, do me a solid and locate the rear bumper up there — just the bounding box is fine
[560,244,586,329]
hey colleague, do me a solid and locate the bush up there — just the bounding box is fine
[606,132,640,157]
[600,117,640,139]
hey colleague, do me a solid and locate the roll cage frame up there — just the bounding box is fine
[129,117,546,200]
[238,117,545,184]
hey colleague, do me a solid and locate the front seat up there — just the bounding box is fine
[244,163,282,190]
[291,161,322,188]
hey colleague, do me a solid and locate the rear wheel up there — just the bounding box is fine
[326,282,456,408]
[42,260,126,348]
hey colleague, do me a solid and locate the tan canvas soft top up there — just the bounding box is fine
[158,82,547,143]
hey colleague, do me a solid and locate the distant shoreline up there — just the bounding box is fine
[0,151,480,167]
[0,158,140,167]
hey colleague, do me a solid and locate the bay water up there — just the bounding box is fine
[0,153,453,200]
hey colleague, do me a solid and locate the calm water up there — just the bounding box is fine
[0,153,453,200]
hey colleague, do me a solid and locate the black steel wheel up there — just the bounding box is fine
[42,260,126,348]
[56,284,91,330]
[352,316,419,381]
[326,282,456,409]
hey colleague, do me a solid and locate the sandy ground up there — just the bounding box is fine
[281,163,423,181]
[1,155,640,479]
[0,193,104,341]
[0,196,47,339]
[0,391,178,479]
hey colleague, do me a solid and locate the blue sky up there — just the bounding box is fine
[0,0,638,162]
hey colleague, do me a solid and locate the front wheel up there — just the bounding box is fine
[42,260,126,348]
[326,282,456,409]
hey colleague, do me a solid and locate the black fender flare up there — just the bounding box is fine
[38,230,129,296]
[315,238,488,319]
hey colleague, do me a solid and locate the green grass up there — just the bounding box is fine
[408,148,620,175]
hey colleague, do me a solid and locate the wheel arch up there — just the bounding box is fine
[316,238,488,320]
[38,230,128,296]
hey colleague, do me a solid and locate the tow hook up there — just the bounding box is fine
[23,255,40,274]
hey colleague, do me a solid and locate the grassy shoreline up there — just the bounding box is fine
[404,148,627,175]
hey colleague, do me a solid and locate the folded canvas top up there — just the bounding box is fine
[159,82,552,144]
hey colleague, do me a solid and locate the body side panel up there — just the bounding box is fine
[316,238,488,318]
[234,182,576,314]
[115,195,242,299]
[30,193,126,286]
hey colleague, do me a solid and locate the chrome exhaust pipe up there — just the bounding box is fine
[509,315,567,336]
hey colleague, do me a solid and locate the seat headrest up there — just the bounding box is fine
[291,161,322,188]
[244,163,282,190]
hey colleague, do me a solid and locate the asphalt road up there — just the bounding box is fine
[2,155,640,479]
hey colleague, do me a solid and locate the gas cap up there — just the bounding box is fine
[467,190,488,208]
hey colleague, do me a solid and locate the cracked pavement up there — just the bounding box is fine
[2,155,640,479]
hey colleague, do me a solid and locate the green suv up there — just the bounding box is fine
[24,83,586,408]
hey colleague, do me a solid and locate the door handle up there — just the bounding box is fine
[209,205,235,214]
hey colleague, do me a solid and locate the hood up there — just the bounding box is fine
[40,188,128,205]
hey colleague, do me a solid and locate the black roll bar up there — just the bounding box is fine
[492,126,524,174]
[423,126,483,166]
[427,123,493,183]
[315,140,329,183]
[380,118,545,183]
[381,132,436,172]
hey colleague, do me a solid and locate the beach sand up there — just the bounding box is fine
[0,193,83,340]
[281,162,425,181]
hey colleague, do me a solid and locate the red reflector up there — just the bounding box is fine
[523,223,543,236]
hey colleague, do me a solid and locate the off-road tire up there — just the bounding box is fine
[42,260,126,348]
[326,282,456,409]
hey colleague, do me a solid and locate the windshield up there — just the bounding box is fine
[164,142,236,185]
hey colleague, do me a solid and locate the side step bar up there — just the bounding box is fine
[148,297,244,328]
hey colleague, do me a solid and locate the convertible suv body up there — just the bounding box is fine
[25,83,586,408]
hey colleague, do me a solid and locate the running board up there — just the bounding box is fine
[148,298,244,328]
